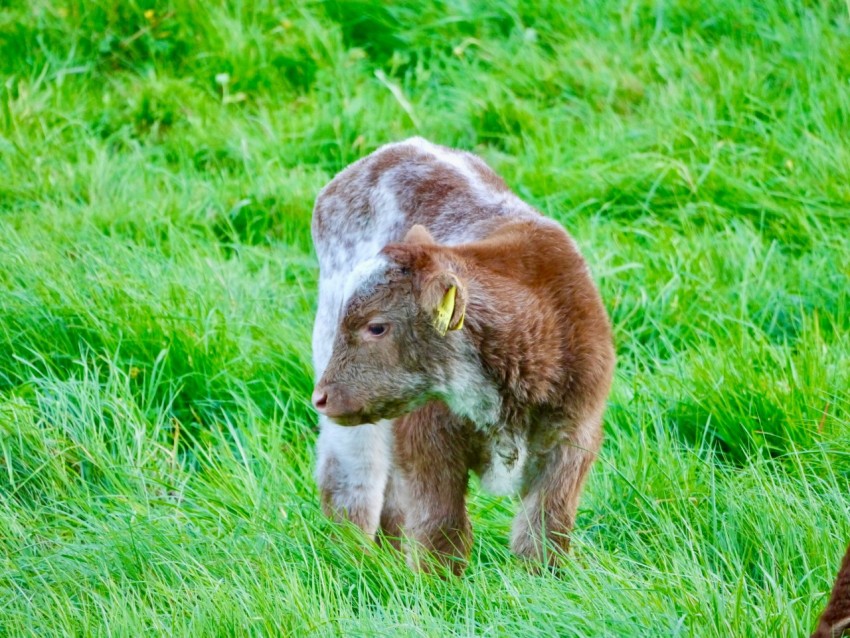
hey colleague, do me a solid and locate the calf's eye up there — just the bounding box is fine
[367,323,388,337]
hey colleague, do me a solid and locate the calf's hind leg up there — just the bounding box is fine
[315,418,393,538]
[511,420,601,565]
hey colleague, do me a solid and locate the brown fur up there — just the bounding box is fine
[452,221,613,421]
[395,223,611,565]
[316,222,613,568]
[813,544,850,638]
[393,402,476,575]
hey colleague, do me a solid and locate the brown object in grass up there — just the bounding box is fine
[812,543,850,638]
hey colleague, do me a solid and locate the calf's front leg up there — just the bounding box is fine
[394,402,472,575]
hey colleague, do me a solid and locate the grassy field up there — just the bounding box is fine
[2,0,849,635]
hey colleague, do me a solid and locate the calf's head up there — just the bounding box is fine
[312,226,467,425]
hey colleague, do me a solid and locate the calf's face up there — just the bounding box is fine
[312,227,466,426]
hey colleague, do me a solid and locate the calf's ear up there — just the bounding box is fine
[404,224,435,245]
[421,271,466,335]
[382,225,437,272]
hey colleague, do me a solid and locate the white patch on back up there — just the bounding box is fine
[370,169,405,231]
[405,138,501,206]
[399,137,542,244]
[479,432,528,496]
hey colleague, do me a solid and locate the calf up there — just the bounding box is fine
[310,138,614,572]
[812,543,850,638]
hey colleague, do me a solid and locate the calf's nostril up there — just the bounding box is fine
[312,389,328,410]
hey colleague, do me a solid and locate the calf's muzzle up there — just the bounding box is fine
[311,382,365,424]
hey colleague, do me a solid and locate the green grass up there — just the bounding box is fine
[1,0,849,635]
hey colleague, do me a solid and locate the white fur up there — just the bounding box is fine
[403,137,535,224]
[315,418,394,537]
[342,256,389,307]
[313,271,352,372]
[412,138,505,210]
[369,167,405,230]
[437,343,501,427]
[479,432,529,496]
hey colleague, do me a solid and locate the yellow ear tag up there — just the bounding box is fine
[433,285,457,336]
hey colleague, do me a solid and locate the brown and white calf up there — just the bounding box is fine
[310,137,614,572]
